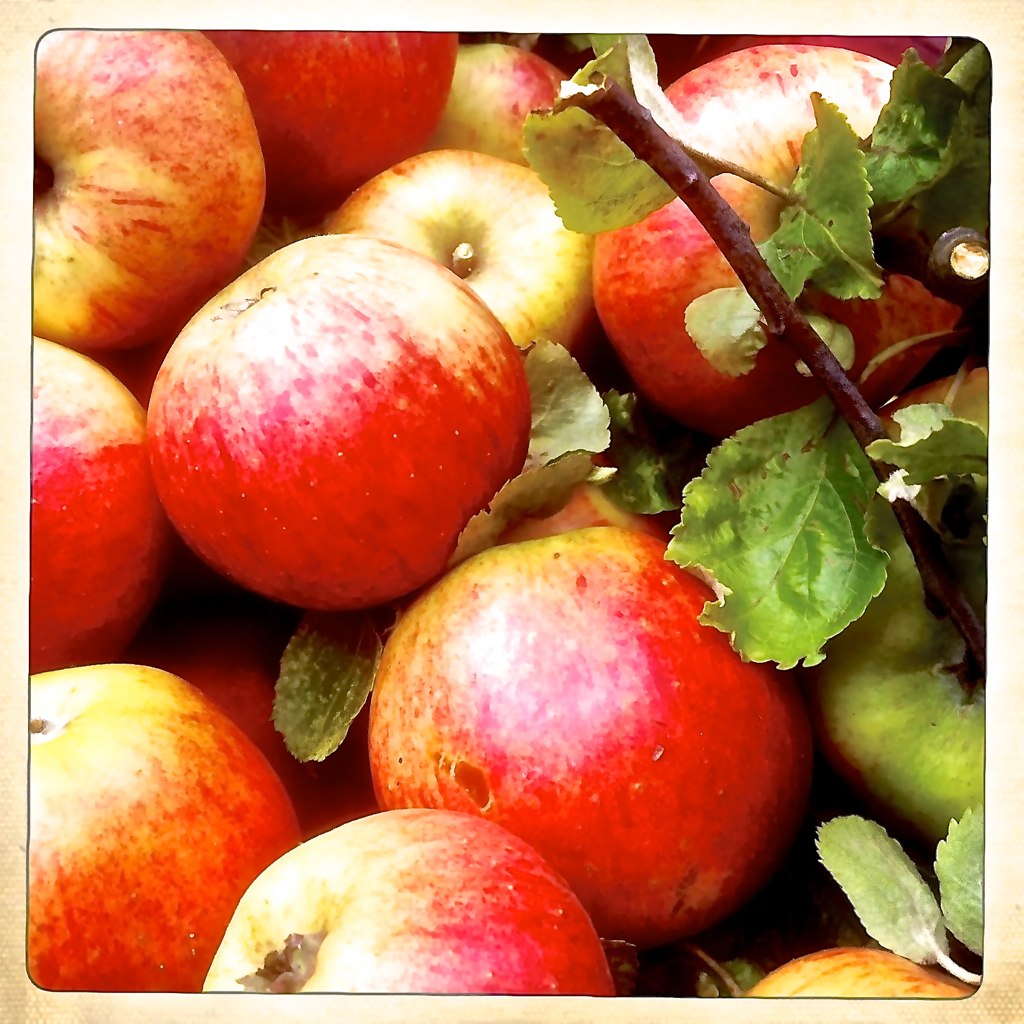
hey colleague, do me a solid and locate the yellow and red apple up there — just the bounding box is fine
[204,808,616,995]
[33,30,266,352]
[747,946,974,997]
[29,663,302,991]
[369,526,813,948]
[326,148,597,355]
[147,233,532,610]
[427,42,565,165]
[31,337,171,673]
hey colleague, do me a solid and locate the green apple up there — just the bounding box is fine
[804,369,987,846]
[324,148,596,355]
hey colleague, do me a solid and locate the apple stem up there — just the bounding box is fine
[571,76,986,680]
[682,943,746,997]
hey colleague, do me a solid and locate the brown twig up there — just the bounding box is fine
[571,77,985,679]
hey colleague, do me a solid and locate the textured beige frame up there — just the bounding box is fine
[3,1,1022,1020]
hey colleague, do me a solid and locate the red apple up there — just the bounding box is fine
[29,663,302,991]
[31,337,171,673]
[678,35,950,74]
[592,44,960,437]
[746,946,974,997]
[325,148,597,354]
[33,30,265,352]
[123,602,380,840]
[498,480,672,545]
[147,233,531,610]
[204,30,458,217]
[203,808,615,994]
[368,526,813,948]
[426,42,565,165]
[809,273,963,407]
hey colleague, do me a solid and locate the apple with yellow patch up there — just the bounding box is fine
[148,234,531,610]
[592,44,962,436]
[326,148,596,355]
[33,30,265,352]
[427,42,565,165]
[747,947,974,997]
[204,808,616,994]
[29,664,302,991]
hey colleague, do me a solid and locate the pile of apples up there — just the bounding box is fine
[29,28,983,998]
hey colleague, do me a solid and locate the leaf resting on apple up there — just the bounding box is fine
[935,805,984,956]
[817,810,984,973]
[522,36,680,234]
[866,45,991,240]
[450,339,611,563]
[758,93,882,302]
[667,398,887,669]
[272,609,393,762]
[866,403,988,485]
[816,815,949,965]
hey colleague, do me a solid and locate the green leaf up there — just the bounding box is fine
[722,959,766,994]
[796,312,856,375]
[866,404,988,485]
[272,609,391,762]
[868,44,991,242]
[449,343,610,563]
[602,390,711,514]
[935,806,984,955]
[865,51,968,207]
[684,288,768,378]
[524,102,674,235]
[523,35,687,234]
[525,339,610,463]
[452,452,597,564]
[667,398,888,669]
[817,815,948,964]
[760,93,883,301]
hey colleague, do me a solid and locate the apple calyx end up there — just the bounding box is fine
[29,717,58,742]
[236,929,328,993]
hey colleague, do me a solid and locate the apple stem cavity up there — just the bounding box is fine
[569,75,987,682]
[33,155,55,202]
[236,930,328,993]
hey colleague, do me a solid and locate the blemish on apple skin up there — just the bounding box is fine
[434,751,492,811]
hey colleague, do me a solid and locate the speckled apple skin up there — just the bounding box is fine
[147,234,531,610]
[204,808,615,994]
[369,527,813,948]
[31,338,171,673]
[427,43,565,166]
[33,30,266,352]
[29,664,302,992]
[592,45,933,438]
[326,148,597,354]
[124,604,380,840]
[205,30,458,216]
[747,947,974,997]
